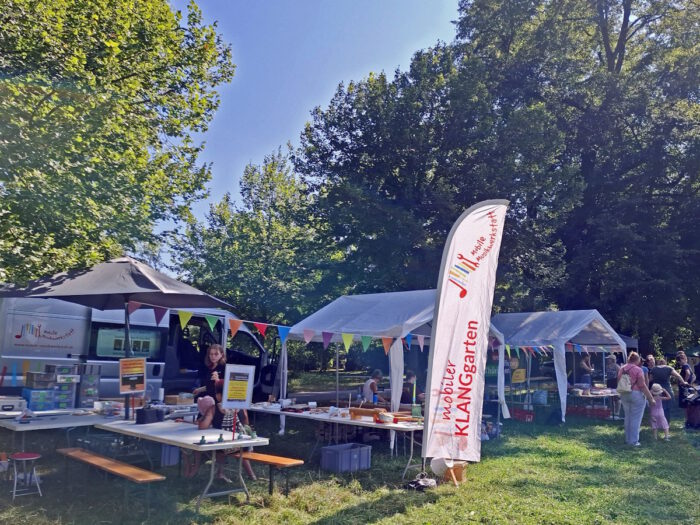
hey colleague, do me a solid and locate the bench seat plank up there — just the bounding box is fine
[57,447,165,484]
[239,451,304,468]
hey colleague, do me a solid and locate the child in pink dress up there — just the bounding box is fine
[650,384,671,440]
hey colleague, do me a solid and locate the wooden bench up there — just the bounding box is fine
[57,448,165,484]
[237,451,303,495]
[57,447,165,517]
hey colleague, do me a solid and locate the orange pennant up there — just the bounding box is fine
[382,337,393,355]
[228,319,243,338]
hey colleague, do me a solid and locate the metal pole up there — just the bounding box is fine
[124,300,132,420]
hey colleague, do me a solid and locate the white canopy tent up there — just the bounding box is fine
[491,310,627,421]
[278,290,510,439]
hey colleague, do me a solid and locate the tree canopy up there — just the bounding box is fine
[0,0,234,282]
[293,0,699,352]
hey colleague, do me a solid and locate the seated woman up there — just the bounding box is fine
[183,394,256,481]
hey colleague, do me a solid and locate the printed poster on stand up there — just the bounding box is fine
[221,364,255,409]
[119,357,146,394]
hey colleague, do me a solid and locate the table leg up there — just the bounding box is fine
[196,451,217,512]
[237,452,249,501]
[401,431,416,480]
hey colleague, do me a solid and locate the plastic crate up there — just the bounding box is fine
[321,443,371,473]
[25,372,56,389]
[22,388,55,403]
[27,400,55,411]
[45,364,79,375]
[55,383,75,392]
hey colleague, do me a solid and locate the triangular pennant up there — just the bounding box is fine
[127,301,142,315]
[405,333,413,349]
[417,335,425,353]
[575,344,582,354]
[303,329,315,344]
[253,322,268,338]
[533,346,541,355]
[322,332,333,350]
[178,310,193,329]
[228,319,243,338]
[382,337,393,355]
[153,307,168,326]
[514,346,520,358]
[539,346,548,356]
[506,344,511,358]
[277,326,291,345]
[341,333,354,351]
[361,336,372,352]
[205,315,219,332]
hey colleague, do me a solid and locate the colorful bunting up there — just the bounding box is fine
[178,310,193,329]
[127,301,142,315]
[405,333,413,349]
[506,344,511,358]
[277,326,291,345]
[153,307,168,326]
[303,329,315,344]
[381,337,393,355]
[228,319,243,338]
[575,344,582,354]
[417,335,425,353]
[341,333,354,351]
[205,315,219,332]
[361,336,372,352]
[253,322,268,338]
[514,346,520,358]
[322,332,333,350]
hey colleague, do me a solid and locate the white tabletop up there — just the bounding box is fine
[0,413,113,432]
[94,419,269,452]
[248,405,423,433]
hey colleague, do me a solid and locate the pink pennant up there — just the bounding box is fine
[153,307,168,326]
[417,335,425,352]
[127,301,142,315]
[303,329,315,344]
[322,332,333,349]
[253,322,268,338]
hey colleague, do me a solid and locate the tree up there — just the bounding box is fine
[0,0,234,282]
[175,150,335,328]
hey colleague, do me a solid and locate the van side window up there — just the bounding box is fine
[90,324,164,360]
[228,331,260,358]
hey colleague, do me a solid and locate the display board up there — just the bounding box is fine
[119,357,146,394]
[221,364,255,409]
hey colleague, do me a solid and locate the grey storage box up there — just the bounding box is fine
[321,443,371,473]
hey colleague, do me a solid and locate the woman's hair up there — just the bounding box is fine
[676,351,686,360]
[657,358,666,365]
[371,369,383,379]
[627,352,640,364]
[405,370,416,381]
[205,344,226,368]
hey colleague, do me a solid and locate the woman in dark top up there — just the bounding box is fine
[649,357,687,424]
[194,344,226,398]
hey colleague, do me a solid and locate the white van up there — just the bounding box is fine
[0,298,276,401]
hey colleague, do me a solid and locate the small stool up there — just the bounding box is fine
[10,452,42,500]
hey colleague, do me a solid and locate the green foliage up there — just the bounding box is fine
[0,0,234,282]
[176,149,337,328]
[295,0,699,352]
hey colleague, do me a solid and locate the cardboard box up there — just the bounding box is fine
[164,395,194,406]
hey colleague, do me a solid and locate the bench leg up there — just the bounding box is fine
[268,465,274,495]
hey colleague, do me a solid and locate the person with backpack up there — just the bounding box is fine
[617,352,656,446]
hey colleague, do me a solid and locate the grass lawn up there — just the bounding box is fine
[287,370,369,393]
[0,410,698,525]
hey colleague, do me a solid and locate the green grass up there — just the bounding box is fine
[0,410,698,524]
[287,370,368,392]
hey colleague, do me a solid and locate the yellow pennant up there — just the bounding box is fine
[178,310,193,329]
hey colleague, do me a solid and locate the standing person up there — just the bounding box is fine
[645,355,655,388]
[676,351,695,385]
[618,352,656,446]
[649,357,688,425]
[193,343,226,398]
[363,369,386,403]
[605,355,621,417]
[649,384,671,440]
[579,354,594,393]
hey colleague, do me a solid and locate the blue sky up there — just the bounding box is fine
[171,1,459,220]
